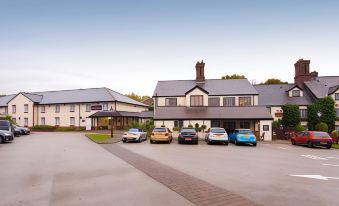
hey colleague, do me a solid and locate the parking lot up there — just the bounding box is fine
[1,132,338,206]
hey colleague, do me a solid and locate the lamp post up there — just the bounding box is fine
[110,107,114,138]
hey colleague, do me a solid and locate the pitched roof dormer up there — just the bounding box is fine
[286,85,303,97]
[185,85,209,95]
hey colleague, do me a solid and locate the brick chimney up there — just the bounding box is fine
[196,60,205,82]
[294,59,317,87]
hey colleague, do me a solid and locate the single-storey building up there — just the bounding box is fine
[153,61,274,140]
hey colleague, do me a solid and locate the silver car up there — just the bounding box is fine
[122,128,147,143]
[205,127,228,145]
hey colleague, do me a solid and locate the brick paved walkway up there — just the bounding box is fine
[102,144,261,206]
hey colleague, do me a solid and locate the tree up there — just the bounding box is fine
[281,104,300,128]
[261,79,288,84]
[126,92,150,102]
[221,74,245,79]
[315,122,328,132]
[307,97,336,132]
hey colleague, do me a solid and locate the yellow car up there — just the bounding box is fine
[150,127,173,144]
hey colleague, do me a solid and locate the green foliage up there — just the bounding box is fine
[307,97,336,132]
[200,124,207,132]
[295,124,305,132]
[172,127,180,132]
[315,122,328,132]
[55,127,86,131]
[86,134,111,143]
[128,120,155,136]
[221,74,246,79]
[281,104,300,128]
[126,92,151,102]
[4,115,15,124]
[262,78,288,84]
[31,125,85,131]
[188,124,193,128]
[272,119,282,128]
[32,125,56,131]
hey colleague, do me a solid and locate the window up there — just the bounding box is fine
[70,117,75,126]
[190,95,203,107]
[240,121,250,129]
[300,109,308,119]
[223,97,235,106]
[86,104,91,112]
[211,120,220,127]
[24,118,28,127]
[4,107,8,114]
[239,97,251,106]
[55,117,60,126]
[12,105,16,113]
[24,104,28,113]
[208,97,220,106]
[336,93,339,100]
[336,109,339,117]
[336,125,339,131]
[55,105,60,113]
[103,103,108,111]
[292,90,300,97]
[165,98,177,106]
[263,125,269,131]
[70,104,75,112]
[12,118,16,123]
[41,105,45,113]
[41,117,46,125]
[174,120,183,128]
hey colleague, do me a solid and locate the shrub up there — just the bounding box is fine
[161,125,165,127]
[272,119,282,129]
[200,124,207,132]
[281,104,300,128]
[295,124,304,132]
[331,130,338,144]
[188,124,193,128]
[315,122,328,132]
[32,125,56,131]
[55,127,86,131]
[172,127,180,132]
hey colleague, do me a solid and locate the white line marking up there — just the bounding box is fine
[323,164,339,167]
[301,155,328,160]
[279,147,288,150]
[326,157,339,160]
[290,175,339,181]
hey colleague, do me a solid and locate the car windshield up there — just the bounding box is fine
[238,130,253,134]
[129,128,141,132]
[181,128,196,133]
[0,121,9,126]
[153,128,167,132]
[211,128,225,133]
[314,132,330,138]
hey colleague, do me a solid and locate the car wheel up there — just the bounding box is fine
[168,140,171,144]
[122,139,126,143]
[225,141,228,146]
[291,140,296,145]
[138,137,142,143]
[207,139,211,145]
[234,139,238,145]
[307,141,313,148]
[195,139,199,145]
[326,145,332,149]
[253,143,257,147]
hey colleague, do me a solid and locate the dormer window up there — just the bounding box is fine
[190,95,203,107]
[335,93,339,100]
[292,90,300,97]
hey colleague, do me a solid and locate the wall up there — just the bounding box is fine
[156,97,186,107]
[7,94,34,127]
[185,88,208,107]
[259,120,273,141]
[116,102,147,112]
[288,88,303,97]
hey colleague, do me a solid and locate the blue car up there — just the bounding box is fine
[229,129,257,146]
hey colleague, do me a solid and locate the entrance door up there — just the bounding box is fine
[223,121,236,134]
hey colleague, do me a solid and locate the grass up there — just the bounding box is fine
[331,143,339,149]
[86,133,112,143]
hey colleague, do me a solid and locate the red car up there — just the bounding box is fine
[291,131,332,149]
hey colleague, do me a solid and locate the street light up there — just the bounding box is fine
[110,107,114,138]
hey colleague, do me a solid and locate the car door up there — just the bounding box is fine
[295,132,303,144]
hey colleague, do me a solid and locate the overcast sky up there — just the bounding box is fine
[1,0,339,96]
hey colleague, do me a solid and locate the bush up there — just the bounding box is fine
[272,119,282,129]
[200,124,207,132]
[32,125,56,131]
[295,124,304,132]
[188,124,193,128]
[331,130,339,144]
[315,122,328,132]
[55,127,86,131]
[281,104,300,128]
[172,127,180,132]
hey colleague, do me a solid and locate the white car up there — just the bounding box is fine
[205,127,228,145]
[122,128,147,143]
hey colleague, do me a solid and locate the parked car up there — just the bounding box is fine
[150,127,172,144]
[13,125,30,135]
[0,120,15,143]
[122,128,147,143]
[178,127,198,144]
[205,127,228,145]
[229,129,257,146]
[13,126,22,137]
[0,130,14,143]
[291,131,332,149]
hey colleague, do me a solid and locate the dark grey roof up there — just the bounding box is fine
[153,79,258,97]
[254,84,313,106]
[154,106,273,120]
[304,76,339,98]
[0,88,146,107]
[0,94,15,107]
[89,111,152,118]
[328,85,339,95]
[139,111,154,118]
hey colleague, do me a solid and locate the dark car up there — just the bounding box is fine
[178,128,198,144]
[13,127,22,137]
[0,120,15,143]
[291,131,332,149]
[13,125,30,135]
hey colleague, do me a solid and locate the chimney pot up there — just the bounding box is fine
[196,60,205,82]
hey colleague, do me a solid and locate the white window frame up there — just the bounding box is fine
[41,105,45,113]
[24,104,28,113]
[292,90,300,97]
[70,117,75,126]
[165,98,177,106]
[239,97,252,106]
[41,117,46,125]
[24,118,28,127]
[300,109,308,119]
[190,95,203,107]
[55,117,60,126]
[336,93,339,100]
[103,103,108,111]
[223,97,235,107]
[208,97,220,106]
[86,104,91,112]
[12,105,16,113]
[70,104,75,112]
[55,105,60,113]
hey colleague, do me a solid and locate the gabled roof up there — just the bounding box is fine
[328,85,339,95]
[254,84,313,106]
[153,79,258,97]
[0,94,15,107]
[0,88,146,107]
[89,110,153,118]
[185,85,209,95]
[285,84,303,92]
[154,106,273,120]
[304,76,339,98]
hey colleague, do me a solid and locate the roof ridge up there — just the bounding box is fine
[31,87,107,94]
[103,87,116,102]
